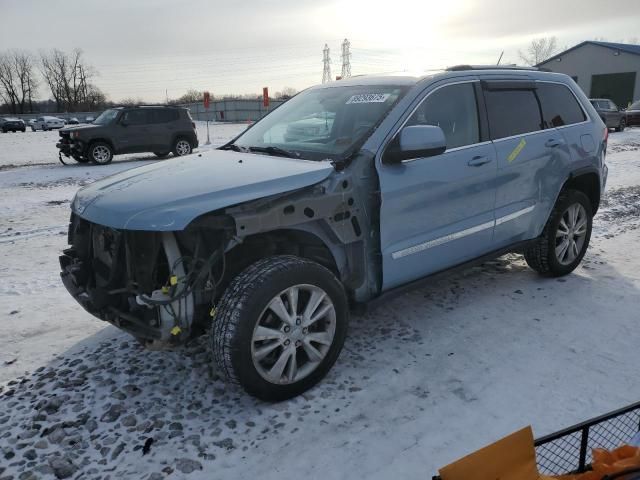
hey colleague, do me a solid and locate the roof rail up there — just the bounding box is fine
[445,65,540,72]
[115,104,177,108]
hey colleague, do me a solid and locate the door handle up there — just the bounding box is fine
[467,156,492,167]
[545,138,564,148]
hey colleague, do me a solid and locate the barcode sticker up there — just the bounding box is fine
[346,93,390,104]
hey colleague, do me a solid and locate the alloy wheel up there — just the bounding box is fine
[251,284,336,385]
[92,145,111,164]
[555,203,588,265]
[175,140,191,156]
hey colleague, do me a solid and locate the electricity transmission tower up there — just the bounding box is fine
[341,38,352,78]
[322,44,332,83]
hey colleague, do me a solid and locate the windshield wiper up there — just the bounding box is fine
[220,143,249,152]
[247,146,299,158]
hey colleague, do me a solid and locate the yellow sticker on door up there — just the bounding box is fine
[507,138,527,163]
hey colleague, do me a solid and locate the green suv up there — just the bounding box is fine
[56,106,199,165]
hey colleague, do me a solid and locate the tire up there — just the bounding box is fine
[172,138,192,156]
[154,152,170,158]
[524,189,593,277]
[212,255,349,401]
[31,127,35,132]
[88,142,114,165]
[616,118,626,132]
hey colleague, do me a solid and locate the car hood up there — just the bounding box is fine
[61,124,100,133]
[72,150,334,231]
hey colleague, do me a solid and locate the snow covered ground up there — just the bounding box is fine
[0,125,639,480]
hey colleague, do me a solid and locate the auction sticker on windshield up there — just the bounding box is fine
[346,93,391,104]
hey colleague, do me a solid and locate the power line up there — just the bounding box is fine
[322,44,332,84]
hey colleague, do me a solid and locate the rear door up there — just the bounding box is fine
[151,109,180,151]
[484,79,573,247]
[377,80,498,290]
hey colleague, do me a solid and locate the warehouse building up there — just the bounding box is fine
[537,41,640,108]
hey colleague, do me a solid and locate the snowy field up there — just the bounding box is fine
[0,125,639,479]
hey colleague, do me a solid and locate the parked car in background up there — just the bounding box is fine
[625,100,640,127]
[590,98,626,131]
[67,117,80,125]
[31,116,65,131]
[57,105,198,164]
[284,113,335,142]
[1,117,26,132]
[61,67,607,400]
[85,116,95,123]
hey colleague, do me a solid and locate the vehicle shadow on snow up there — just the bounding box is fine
[1,250,637,478]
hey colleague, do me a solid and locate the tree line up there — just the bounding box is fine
[0,48,106,114]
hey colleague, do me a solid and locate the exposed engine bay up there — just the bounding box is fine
[59,214,231,349]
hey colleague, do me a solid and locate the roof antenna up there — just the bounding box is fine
[496,51,504,65]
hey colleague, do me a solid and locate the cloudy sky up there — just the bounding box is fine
[2,0,640,102]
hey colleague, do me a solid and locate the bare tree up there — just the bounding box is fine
[274,86,297,99]
[0,50,39,113]
[40,48,104,112]
[519,37,559,66]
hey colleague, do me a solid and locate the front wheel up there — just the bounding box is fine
[524,190,593,277]
[88,142,114,165]
[212,256,349,401]
[172,138,192,156]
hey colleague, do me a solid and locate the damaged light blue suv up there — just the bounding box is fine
[60,66,608,400]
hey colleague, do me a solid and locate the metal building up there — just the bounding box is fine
[537,41,640,107]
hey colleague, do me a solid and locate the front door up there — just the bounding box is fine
[377,81,498,290]
[116,109,153,153]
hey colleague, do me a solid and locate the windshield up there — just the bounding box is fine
[231,84,408,161]
[93,109,119,125]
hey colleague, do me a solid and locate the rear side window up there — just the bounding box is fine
[153,109,179,123]
[536,83,586,127]
[484,89,542,140]
[406,82,480,149]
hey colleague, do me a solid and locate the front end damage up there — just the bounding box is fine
[60,153,381,349]
[59,213,231,348]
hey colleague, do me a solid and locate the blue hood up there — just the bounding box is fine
[72,150,334,230]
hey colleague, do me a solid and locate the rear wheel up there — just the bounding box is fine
[524,190,592,277]
[616,118,626,132]
[212,255,349,401]
[89,142,114,165]
[172,138,192,156]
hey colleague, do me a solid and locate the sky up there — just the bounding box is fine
[2,0,640,102]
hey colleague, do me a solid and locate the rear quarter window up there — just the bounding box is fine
[153,109,179,123]
[536,83,586,127]
[484,89,542,140]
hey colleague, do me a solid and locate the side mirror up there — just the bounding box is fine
[383,125,447,164]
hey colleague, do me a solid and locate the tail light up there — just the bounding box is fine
[603,126,608,142]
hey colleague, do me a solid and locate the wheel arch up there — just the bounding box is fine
[560,168,601,214]
[224,227,344,283]
[87,138,115,153]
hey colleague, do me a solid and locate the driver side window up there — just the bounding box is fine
[406,83,480,150]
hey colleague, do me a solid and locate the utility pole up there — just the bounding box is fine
[322,44,332,84]
[341,38,352,78]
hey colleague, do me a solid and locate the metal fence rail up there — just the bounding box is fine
[535,401,640,476]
